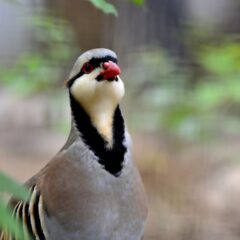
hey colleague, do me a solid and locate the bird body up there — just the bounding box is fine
[1,48,147,240]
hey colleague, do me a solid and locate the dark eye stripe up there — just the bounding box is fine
[66,55,118,88]
[89,56,118,68]
[67,70,84,88]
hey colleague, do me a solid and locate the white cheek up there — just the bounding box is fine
[71,77,94,104]
[70,69,101,102]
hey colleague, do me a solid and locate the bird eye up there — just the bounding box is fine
[82,63,94,74]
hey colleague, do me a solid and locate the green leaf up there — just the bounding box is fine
[131,0,145,6]
[89,0,118,16]
[0,173,30,240]
[0,200,27,240]
[0,172,28,201]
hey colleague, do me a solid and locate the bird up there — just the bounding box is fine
[0,48,148,240]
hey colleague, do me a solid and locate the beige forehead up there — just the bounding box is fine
[69,48,117,79]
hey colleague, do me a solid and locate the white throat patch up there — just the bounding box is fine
[70,70,125,146]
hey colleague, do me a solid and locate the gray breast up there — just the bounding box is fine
[42,142,146,240]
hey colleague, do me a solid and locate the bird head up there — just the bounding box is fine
[66,48,125,111]
[66,48,125,144]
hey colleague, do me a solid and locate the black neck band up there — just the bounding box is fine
[70,93,127,177]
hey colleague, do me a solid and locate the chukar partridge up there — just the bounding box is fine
[1,48,147,240]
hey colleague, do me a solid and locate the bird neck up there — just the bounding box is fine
[80,98,116,147]
[69,93,127,176]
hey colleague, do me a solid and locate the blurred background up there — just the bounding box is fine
[0,0,240,239]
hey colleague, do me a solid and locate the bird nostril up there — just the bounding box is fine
[103,62,110,70]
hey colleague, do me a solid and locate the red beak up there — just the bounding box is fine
[99,61,121,80]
